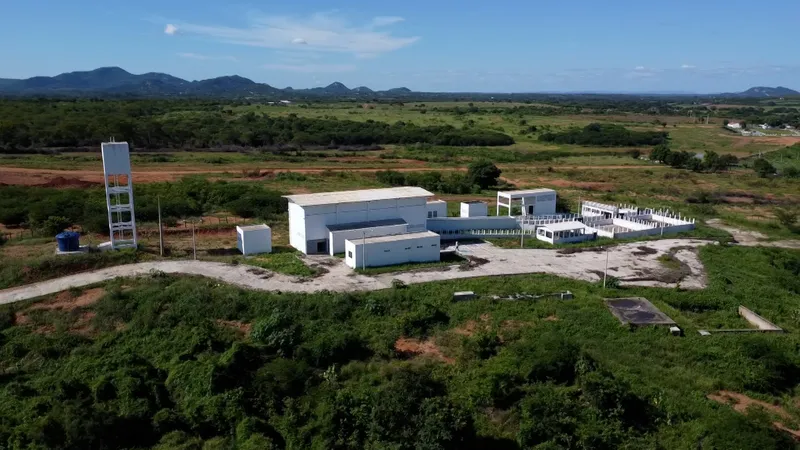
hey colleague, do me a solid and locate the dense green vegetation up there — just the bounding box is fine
[649,145,738,172]
[0,179,286,233]
[0,99,513,150]
[539,123,669,147]
[375,161,503,194]
[1,245,799,448]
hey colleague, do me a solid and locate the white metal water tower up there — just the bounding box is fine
[101,141,137,249]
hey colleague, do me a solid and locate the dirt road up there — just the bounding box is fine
[0,239,710,305]
[0,164,667,187]
[706,219,800,249]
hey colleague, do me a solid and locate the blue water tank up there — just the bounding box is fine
[56,231,80,252]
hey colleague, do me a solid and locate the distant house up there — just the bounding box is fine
[785,125,795,130]
[759,124,770,130]
[280,100,292,104]
[727,122,742,129]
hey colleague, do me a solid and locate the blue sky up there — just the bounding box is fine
[1,0,798,92]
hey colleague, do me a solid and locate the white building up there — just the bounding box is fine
[536,221,595,245]
[727,122,742,129]
[236,224,272,255]
[284,187,434,254]
[426,200,447,219]
[460,201,488,218]
[327,218,408,256]
[345,231,440,269]
[101,141,137,250]
[497,189,557,217]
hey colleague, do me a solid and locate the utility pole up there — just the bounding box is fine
[362,230,366,270]
[157,196,164,257]
[191,221,197,260]
[603,247,610,289]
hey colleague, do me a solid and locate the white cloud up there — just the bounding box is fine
[177,52,238,62]
[263,63,356,73]
[164,24,178,35]
[681,64,696,69]
[634,66,646,70]
[166,13,419,57]
[292,37,307,45]
[370,16,404,27]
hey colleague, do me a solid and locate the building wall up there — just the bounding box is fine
[345,233,440,269]
[427,216,518,232]
[521,193,557,216]
[460,202,488,217]
[290,197,428,254]
[238,228,272,255]
[426,201,447,219]
[288,203,307,254]
[328,223,409,255]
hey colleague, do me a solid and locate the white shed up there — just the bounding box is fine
[460,201,488,217]
[426,200,447,219]
[535,221,595,245]
[327,218,408,256]
[236,224,272,255]
[497,189,557,217]
[345,231,441,269]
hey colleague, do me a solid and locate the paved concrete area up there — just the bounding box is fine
[706,219,800,249]
[0,239,712,305]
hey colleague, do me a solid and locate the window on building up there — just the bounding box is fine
[384,249,391,252]
[428,211,433,218]
[433,211,438,217]
[417,245,423,248]
[347,251,353,258]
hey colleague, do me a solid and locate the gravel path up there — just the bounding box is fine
[0,239,713,305]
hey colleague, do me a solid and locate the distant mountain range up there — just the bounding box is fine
[0,67,410,98]
[723,86,800,98]
[0,67,797,99]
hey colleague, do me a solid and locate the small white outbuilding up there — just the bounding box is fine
[236,224,272,255]
[535,221,595,245]
[460,201,488,218]
[345,231,440,269]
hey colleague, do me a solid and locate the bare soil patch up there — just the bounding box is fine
[28,288,105,312]
[394,337,454,364]
[453,314,491,337]
[216,319,253,336]
[708,390,800,440]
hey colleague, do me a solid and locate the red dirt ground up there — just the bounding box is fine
[708,390,800,441]
[394,337,454,364]
[16,288,105,329]
[216,319,253,336]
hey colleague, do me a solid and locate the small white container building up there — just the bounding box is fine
[345,231,441,269]
[236,224,272,255]
[327,218,408,256]
[535,221,595,245]
[426,200,447,219]
[497,189,557,217]
[284,187,434,255]
[460,201,488,218]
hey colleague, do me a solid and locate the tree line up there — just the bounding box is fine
[539,123,669,147]
[0,99,514,151]
[0,179,287,234]
[649,144,738,172]
[376,161,504,195]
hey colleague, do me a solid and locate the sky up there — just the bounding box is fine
[1,0,798,93]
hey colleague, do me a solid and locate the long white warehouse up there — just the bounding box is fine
[345,231,441,269]
[284,187,434,254]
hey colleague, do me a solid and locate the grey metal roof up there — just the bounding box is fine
[497,188,556,198]
[347,231,439,245]
[284,187,434,207]
[326,218,407,232]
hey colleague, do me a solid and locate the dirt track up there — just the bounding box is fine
[0,239,711,305]
[0,164,666,187]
